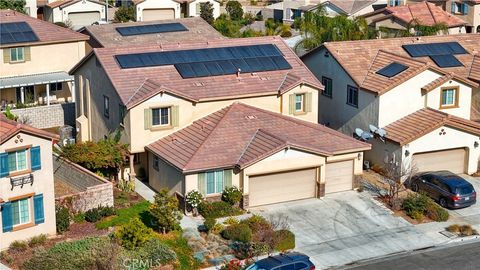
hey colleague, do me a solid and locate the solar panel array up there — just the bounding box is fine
[402,42,467,68]
[376,62,409,78]
[116,23,188,36]
[115,44,292,78]
[0,22,39,45]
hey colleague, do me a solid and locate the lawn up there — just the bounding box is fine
[96,200,151,229]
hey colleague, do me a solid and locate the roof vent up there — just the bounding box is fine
[259,77,269,81]
[194,82,205,87]
[245,115,257,120]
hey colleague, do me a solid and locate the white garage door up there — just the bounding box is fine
[325,160,354,194]
[412,148,467,174]
[142,9,175,21]
[249,168,316,207]
[68,12,101,27]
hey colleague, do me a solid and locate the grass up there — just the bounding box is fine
[155,231,200,270]
[96,200,151,229]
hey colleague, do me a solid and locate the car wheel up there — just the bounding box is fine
[439,198,447,208]
[411,183,419,192]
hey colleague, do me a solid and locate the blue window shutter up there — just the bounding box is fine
[33,194,45,224]
[2,202,13,232]
[451,2,456,13]
[0,152,8,177]
[30,146,41,171]
[463,3,469,14]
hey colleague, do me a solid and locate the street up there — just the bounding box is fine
[340,240,480,270]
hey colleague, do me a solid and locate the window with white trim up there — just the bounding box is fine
[10,47,24,62]
[206,170,224,194]
[441,88,457,107]
[152,107,170,126]
[295,94,304,112]
[11,198,31,226]
[8,149,27,173]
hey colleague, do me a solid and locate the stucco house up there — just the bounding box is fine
[44,0,107,30]
[146,102,370,208]
[0,115,58,250]
[302,34,480,175]
[363,1,467,37]
[0,10,88,110]
[132,0,220,21]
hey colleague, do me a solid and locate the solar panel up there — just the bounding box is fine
[429,55,463,68]
[376,62,409,78]
[116,23,188,36]
[402,42,468,57]
[0,22,39,45]
[175,63,196,78]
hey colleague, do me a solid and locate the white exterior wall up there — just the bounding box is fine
[448,26,466,34]
[51,1,106,25]
[188,0,220,18]
[136,0,181,21]
[25,0,37,18]
[425,80,472,119]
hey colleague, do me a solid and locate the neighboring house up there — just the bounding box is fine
[25,0,38,18]
[363,2,467,37]
[302,34,480,174]
[0,115,58,250]
[0,10,88,110]
[79,17,224,53]
[69,36,324,181]
[146,102,370,208]
[44,0,107,30]
[132,0,220,21]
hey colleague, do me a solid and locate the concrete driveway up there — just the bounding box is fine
[448,175,480,224]
[251,191,443,269]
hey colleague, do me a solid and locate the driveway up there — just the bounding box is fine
[251,191,443,269]
[448,175,480,225]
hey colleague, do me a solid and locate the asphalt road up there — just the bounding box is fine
[339,240,480,270]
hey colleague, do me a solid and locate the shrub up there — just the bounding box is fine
[113,217,153,250]
[211,223,225,234]
[85,205,116,223]
[28,234,48,248]
[130,238,177,265]
[401,193,430,218]
[274,230,295,251]
[460,225,475,236]
[56,205,70,233]
[198,201,243,219]
[114,6,135,22]
[241,215,270,231]
[9,240,28,252]
[204,218,217,233]
[73,213,85,223]
[222,186,243,205]
[221,223,252,243]
[149,189,183,233]
[186,190,204,209]
[410,210,424,221]
[200,2,214,25]
[426,202,449,222]
[446,224,461,233]
[223,217,239,225]
[225,0,243,21]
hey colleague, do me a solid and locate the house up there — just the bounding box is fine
[69,36,324,181]
[363,2,467,37]
[44,0,107,30]
[132,0,220,21]
[0,10,88,110]
[25,0,38,18]
[146,102,370,208]
[301,34,480,174]
[0,115,59,250]
[79,17,224,52]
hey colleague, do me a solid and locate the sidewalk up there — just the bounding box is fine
[134,178,156,203]
[0,262,10,270]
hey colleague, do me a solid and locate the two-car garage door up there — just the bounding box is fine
[142,9,175,21]
[68,12,100,27]
[412,148,467,174]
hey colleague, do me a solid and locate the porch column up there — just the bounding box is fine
[71,81,76,102]
[129,154,136,180]
[20,87,25,104]
[46,83,50,106]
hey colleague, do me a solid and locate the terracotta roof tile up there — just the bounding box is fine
[384,2,466,27]
[421,74,454,92]
[470,55,480,82]
[146,103,370,172]
[47,0,105,8]
[384,108,480,145]
[0,115,59,144]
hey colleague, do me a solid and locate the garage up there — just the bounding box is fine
[412,148,467,174]
[325,160,354,194]
[68,11,101,27]
[142,9,175,21]
[249,168,316,207]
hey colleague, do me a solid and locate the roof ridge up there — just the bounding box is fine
[361,50,381,86]
[235,128,287,166]
[425,1,437,24]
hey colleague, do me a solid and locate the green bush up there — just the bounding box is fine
[426,202,449,222]
[211,223,225,234]
[241,215,270,231]
[55,205,70,233]
[28,234,48,248]
[85,205,115,223]
[113,217,153,250]
[9,240,28,252]
[274,230,295,251]
[130,238,177,265]
[149,189,183,233]
[410,210,424,221]
[204,218,217,233]
[73,213,85,223]
[221,223,252,243]
[198,201,243,219]
[222,186,243,205]
[401,193,430,218]
[223,217,239,225]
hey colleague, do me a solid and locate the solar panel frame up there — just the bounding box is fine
[376,62,409,78]
[116,23,188,36]
[429,55,464,68]
[175,63,196,78]
[402,42,468,57]
[0,22,39,45]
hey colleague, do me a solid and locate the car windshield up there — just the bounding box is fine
[246,264,265,270]
[456,185,474,195]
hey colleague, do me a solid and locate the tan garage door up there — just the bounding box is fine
[325,160,354,194]
[68,12,100,27]
[412,148,467,174]
[249,168,316,207]
[142,9,175,21]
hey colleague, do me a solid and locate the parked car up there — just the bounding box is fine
[246,252,315,270]
[410,171,476,209]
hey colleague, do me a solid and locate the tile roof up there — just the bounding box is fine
[308,34,480,95]
[0,114,59,144]
[146,102,370,172]
[384,108,480,145]
[328,0,377,15]
[81,17,224,48]
[74,36,323,109]
[421,74,453,92]
[0,9,88,48]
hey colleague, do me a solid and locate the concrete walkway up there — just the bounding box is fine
[0,263,10,270]
[134,178,156,203]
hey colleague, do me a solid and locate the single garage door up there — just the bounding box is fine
[142,9,175,21]
[68,12,100,27]
[412,148,467,174]
[325,160,354,194]
[249,168,316,207]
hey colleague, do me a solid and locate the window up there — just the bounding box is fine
[133,153,141,165]
[119,104,125,125]
[389,0,402,6]
[347,85,358,107]
[103,95,109,118]
[153,156,159,171]
[196,3,201,15]
[10,47,24,62]
[11,198,30,226]
[8,150,27,173]
[440,87,458,108]
[206,170,224,194]
[49,82,63,92]
[295,94,304,112]
[321,76,333,98]
[152,107,170,126]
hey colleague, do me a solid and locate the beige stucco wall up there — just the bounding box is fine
[446,0,478,31]
[0,133,56,250]
[148,152,185,195]
[136,0,181,21]
[188,0,221,18]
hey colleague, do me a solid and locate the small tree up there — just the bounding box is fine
[149,189,182,233]
[200,2,214,25]
[380,161,417,210]
[113,217,153,249]
[226,0,243,21]
[0,0,26,13]
[114,6,136,23]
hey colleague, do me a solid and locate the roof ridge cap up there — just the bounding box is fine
[361,50,381,86]
[425,1,437,24]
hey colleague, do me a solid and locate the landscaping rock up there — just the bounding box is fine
[208,254,236,266]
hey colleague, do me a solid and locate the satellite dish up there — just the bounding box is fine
[355,128,364,138]
[361,131,374,141]
[376,128,387,137]
[369,124,378,133]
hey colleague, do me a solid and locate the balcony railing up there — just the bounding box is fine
[10,174,34,190]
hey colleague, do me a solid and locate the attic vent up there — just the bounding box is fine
[245,115,257,120]
[259,77,269,81]
[194,82,205,87]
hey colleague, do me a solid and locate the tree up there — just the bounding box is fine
[149,189,182,234]
[213,14,242,37]
[379,19,448,38]
[114,6,135,23]
[113,217,153,249]
[0,0,26,13]
[265,19,292,37]
[200,2,214,25]
[225,0,243,21]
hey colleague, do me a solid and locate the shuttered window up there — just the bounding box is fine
[289,93,312,114]
[144,105,179,130]
[10,47,24,62]
[198,169,233,195]
[33,194,45,224]
[11,198,30,226]
[8,150,27,173]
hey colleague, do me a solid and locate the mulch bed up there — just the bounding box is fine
[113,188,143,209]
